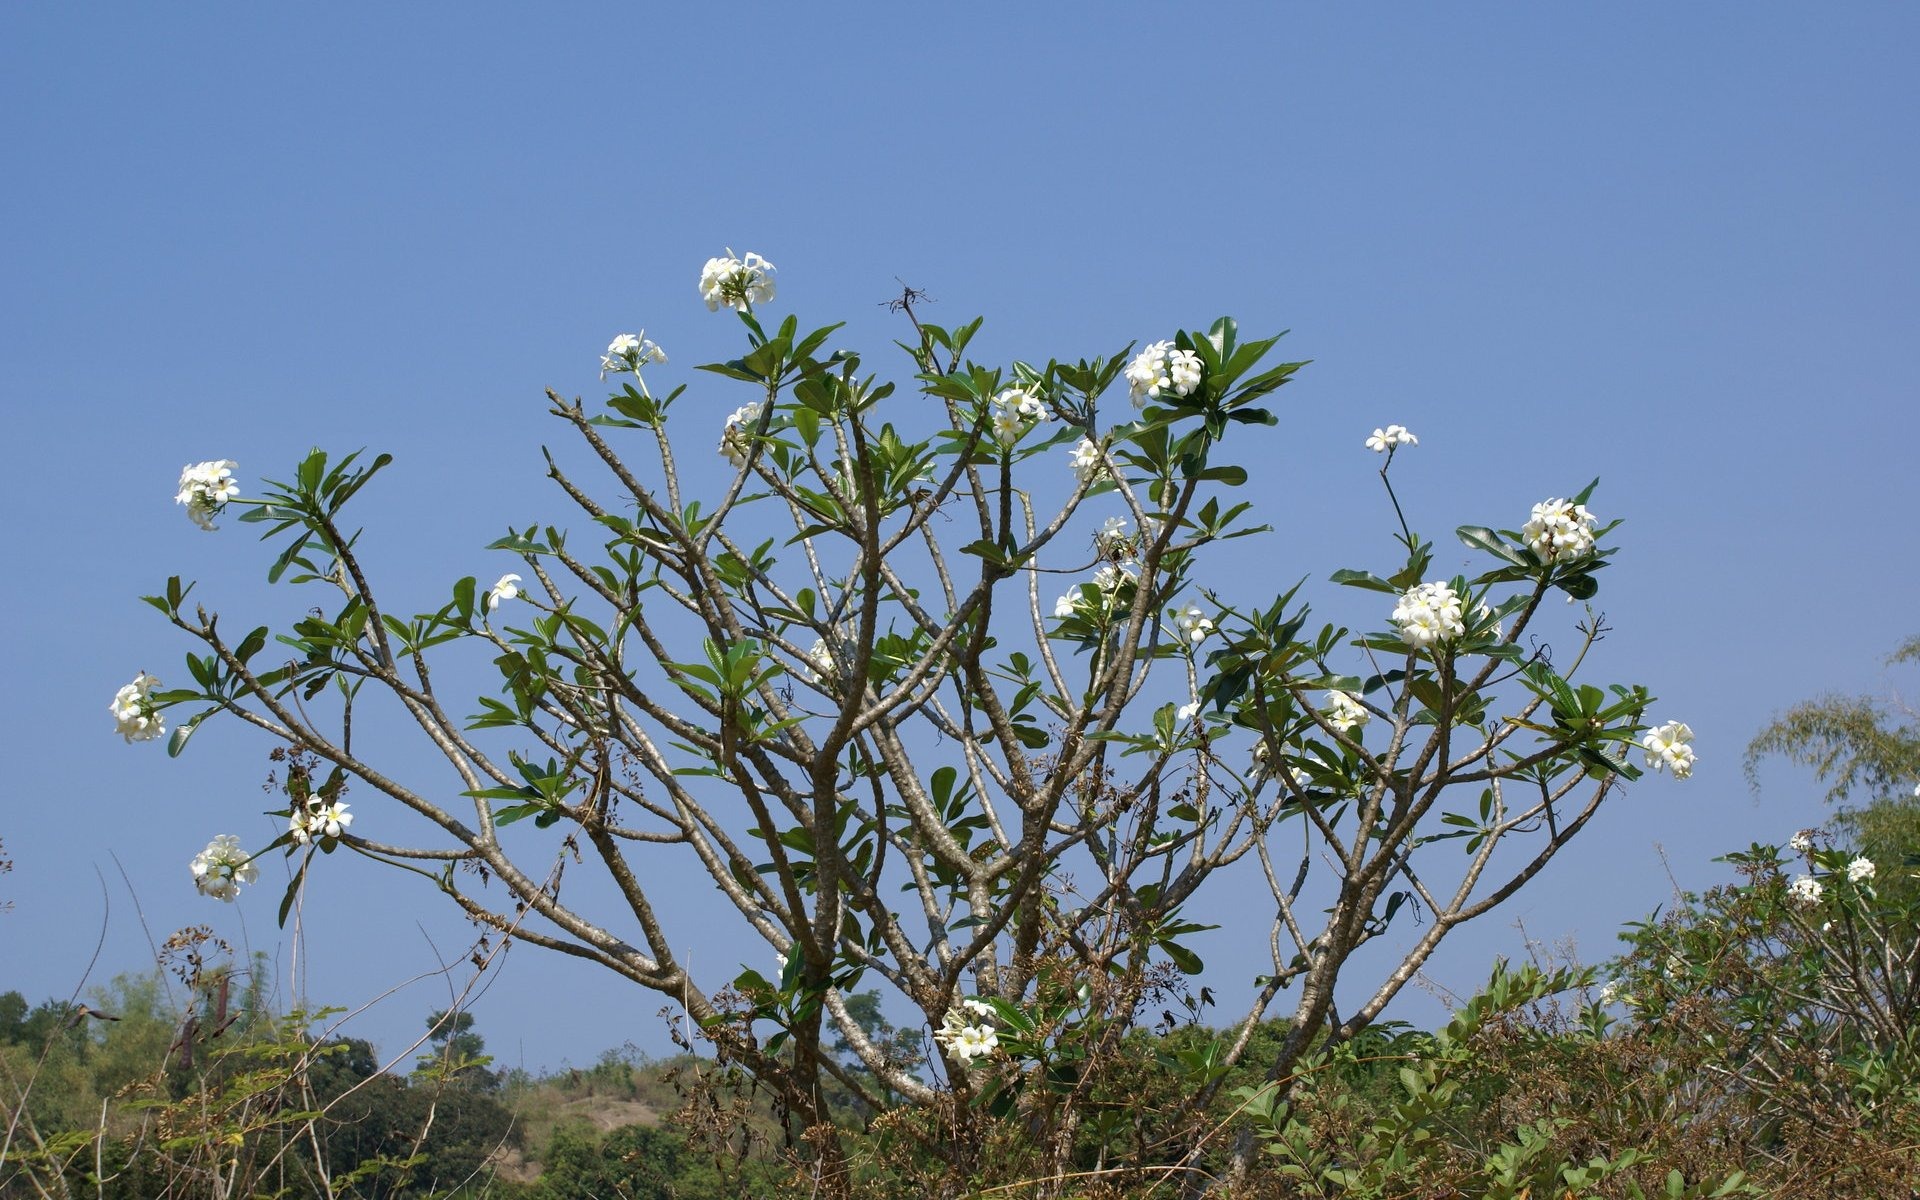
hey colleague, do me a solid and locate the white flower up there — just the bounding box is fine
[805,638,836,678]
[1364,425,1418,453]
[486,573,523,611]
[960,996,997,1020]
[176,460,240,531]
[110,672,165,744]
[1178,701,1201,722]
[1173,603,1214,645]
[1068,437,1106,483]
[1093,563,1136,597]
[1847,856,1876,884]
[291,800,353,845]
[699,250,776,312]
[954,1023,998,1059]
[190,835,258,902]
[1323,689,1370,735]
[1521,498,1598,563]
[719,402,764,467]
[986,386,1048,446]
[1125,340,1204,407]
[1094,516,1133,560]
[1390,581,1466,648]
[1641,720,1696,780]
[600,331,667,379]
[315,800,351,838]
[1597,979,1624,1006]
[1787,873,1824,905]
[1057,565,1137,624]
[935,1008,1001,1063]
[1788,830,1813,854]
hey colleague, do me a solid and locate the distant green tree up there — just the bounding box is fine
[0,990,28,1041]
[416,1008,500,1093]
[1747,635,1920,890]
[84,972,176,1103]
[305,1036,422,1197]
[1747,636,1920,803]
[406,1085,518,1194]
[529,1121,774,1200]
[302,1030,520,1198]
[826,990,921,1114]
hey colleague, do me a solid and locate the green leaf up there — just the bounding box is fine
[234,625,270,665]
[166,714,207,758]
[958,538,1007,565]
[703,361,770,385]
[1330,569,1398,594]
[491,802,547,827]
[1194,464,1248,486]
[1556,572,1600,600]
[1456,525,1526,567]
[278,855,312,929]
[1163,942,1205,974]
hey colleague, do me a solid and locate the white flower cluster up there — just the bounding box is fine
[1522,498,1598,563]
[1125,340,1203,407]
[111,672,164,743]
[804,624,860,682]
[1323,689,1369,734]
[1787,873,1823,905]
[1094,516,1133,559]
[1365,425,1417,453]
[487,573,522,611]
[190,835,258,902]
[934,997,1001,1063]
[1053,563,1136,621]
[176,460,240,531]
[1093,563,1135,595]
[806,638,837,679]
[600,331,666,379]
[1597,979,1629,1007]
[1173,603,1214,645]
[1641,721,1696,780]
[1788,830,1814,854]
[989,386,1047,445]
[1390,581,1466,648]
[1249,739,1272,782]
[1847,856,1876,884]
[290,798,353,845]
[699,250,776,312]
[1068,438,1106,483]
[719,402,764,467]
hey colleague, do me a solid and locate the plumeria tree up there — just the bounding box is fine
[1604,827,1919,1187]
[124,252,1692,1196]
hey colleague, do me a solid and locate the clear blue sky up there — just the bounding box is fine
[3,4,1916,1073]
